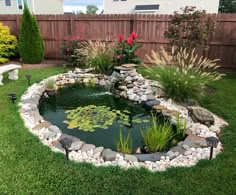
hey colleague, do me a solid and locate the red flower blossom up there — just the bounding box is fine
[66,48,70,52]
[130,32,137,39]
[118,34,123,41]
[127,36,133,45]
[117,54,122,59]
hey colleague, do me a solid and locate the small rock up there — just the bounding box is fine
[124,154,138,162]
[94,146,104,155]
[125,76,133,82]
[184,149,192,156]
[49,125,61,134]
[166,151,176,160]
[147,94,156,100]
[135,153,166,162]
[81,144,96,152]
[69,141,85,151]
[44,132,57,140]
[101,149,117,161]
[136,147,141,154]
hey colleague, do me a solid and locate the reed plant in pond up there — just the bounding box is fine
[141,115,174,152]
[116,129,132,154]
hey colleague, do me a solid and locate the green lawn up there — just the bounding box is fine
[0,67,236,194]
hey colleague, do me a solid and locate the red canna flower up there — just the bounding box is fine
[130,32,137,39]
[127,36,133,45]
[117,54,122,59]
[118,34,123,41]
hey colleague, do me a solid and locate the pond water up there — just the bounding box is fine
[39,84,155,151]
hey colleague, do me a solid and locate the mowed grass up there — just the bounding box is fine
[0,66,235,194]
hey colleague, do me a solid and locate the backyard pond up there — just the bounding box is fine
[39,84,156,151]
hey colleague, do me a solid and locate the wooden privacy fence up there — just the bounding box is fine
[0,14,236,68]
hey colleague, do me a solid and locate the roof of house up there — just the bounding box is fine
[135,4,160,11]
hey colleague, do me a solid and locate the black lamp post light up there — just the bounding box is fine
[8,93,17,104]
[206,136,220,160]
[25,74,32,86]
[59,137,73,160]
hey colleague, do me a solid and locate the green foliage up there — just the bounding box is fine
[58,36,88,66]
[116,129,132,154]
[174,114,187,141]
[141,115,174,152]
[219,0,236,13]
[19,4,44,64]
[164,7,214,51]
[86,5,99,14]
[64,105,132,132]
[44,78,55,89]
[0,23,18,63]
[77,40,116,74]
[145,47,224,102]
[113,32,142,66]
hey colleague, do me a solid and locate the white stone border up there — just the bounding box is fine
[18,71,228,172]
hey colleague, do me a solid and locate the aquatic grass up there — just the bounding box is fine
[44,78,55,89]
[115,129,132,154]
[141,115,174,152]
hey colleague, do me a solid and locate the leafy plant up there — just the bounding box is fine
[19,3,44,63]
[0,23,18,63]
[76,39,116,74]
[113,32,142,66]
[145,47,224,102]
[165,7,214,51]
[45,78,55,89]
[174,114,187,141]
[57,36,88,66]
[141,115,174,152]
[116,129,132,154]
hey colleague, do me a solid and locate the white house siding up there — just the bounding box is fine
[103,0,220,14]
[0,0,63,14]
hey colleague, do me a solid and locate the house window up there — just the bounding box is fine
[17,0,28,10]
[5,0,11,6]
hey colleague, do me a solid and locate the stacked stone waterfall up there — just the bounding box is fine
[113,64,156,103]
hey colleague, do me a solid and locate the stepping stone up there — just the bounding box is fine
[32,121,52,131]
[94,146,104,155]
[121,63,138,68]
[69,141,85,151]
[183,134,207,148]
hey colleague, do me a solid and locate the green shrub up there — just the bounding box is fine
[141,115,174,152]
[164,7,214,51]
[116,129,132,154]
[77,39,116,74]
[0,22,18,63]
[19,4,44,64]
[146,47,224,102]
[58,36,87,66]
[45,78,55,89]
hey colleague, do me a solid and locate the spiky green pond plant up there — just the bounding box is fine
[115,129,132,154]
[141,115,174,152]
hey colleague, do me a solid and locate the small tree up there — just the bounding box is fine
[19,4,44,64]
[86,5,99,14]
[0,23,18,63]
[219,0,236,13]
[165,7,214,51]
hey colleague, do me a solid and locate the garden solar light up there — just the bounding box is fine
[206,136,219,160]
[59,138,73,160]
[8,93,17,104]
[25,74,32,86]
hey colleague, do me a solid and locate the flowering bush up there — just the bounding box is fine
[113,32,142,66]
[145,47,224,102]
[57,36,87,66]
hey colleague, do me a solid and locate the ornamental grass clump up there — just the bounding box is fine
[146,47,224,102]
[116,129,132,154]
[76,39,116,74]
[141,115,174,152]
